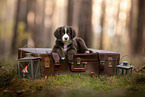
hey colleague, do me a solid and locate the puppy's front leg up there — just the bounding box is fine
[51,52,60,65]
[52,47,65,61]
[85,51,90,53]
[67,49,77,64]
[59,49,65,60]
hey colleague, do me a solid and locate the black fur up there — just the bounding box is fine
[52,26,89,64]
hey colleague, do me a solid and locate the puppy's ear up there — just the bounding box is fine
[54,27,61,39]
[69,26,76,39]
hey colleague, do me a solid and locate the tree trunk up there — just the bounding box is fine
[45,0,55,47]
[134,0,145,55]
[36,0,46,47]
[11,0,21,54]
[27,0,37,47]
[11,0,28,54]
[67,0,74,26]
[78,0,92,47]
[99,0,106,50]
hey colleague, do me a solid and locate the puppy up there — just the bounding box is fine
[52,26,90,65]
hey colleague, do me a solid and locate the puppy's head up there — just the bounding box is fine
[54,26,76,43]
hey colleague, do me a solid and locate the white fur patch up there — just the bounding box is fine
[63,42,68,52]
[62,27,70,43]
[85,51,90,53]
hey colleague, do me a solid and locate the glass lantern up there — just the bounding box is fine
[116,55,134,75]
[17,53,41,79]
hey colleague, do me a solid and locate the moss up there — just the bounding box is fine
[0,69,15,88]
[0,64,145,96]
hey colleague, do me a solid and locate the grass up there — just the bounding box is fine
[1,72,144,92]
[0,59,145,96]
[1,72,144,97]
[45,74,126,91]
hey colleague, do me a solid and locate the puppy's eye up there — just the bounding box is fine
[61,29,65,34]
[67,30,71,35]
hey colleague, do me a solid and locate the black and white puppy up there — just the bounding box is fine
[52,26,90,64]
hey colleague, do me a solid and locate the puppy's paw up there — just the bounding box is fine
[61,57,65,60]
[85,51,90,54]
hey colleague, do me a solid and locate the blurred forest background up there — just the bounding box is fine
[0,0,144,64]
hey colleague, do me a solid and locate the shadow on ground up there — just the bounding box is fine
[26,88,145,97]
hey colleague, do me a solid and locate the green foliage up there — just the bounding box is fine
[0,21,13,40]
[1,71,144,91]
[127,73,145,90]
[44,74,126,92]
[17,22,29,47]
[0,63,145,96]
[0,55,18,70]
[0,68,15,88]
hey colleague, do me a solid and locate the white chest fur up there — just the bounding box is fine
[63,42,68,52]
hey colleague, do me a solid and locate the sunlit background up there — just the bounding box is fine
[92,0,130,53]
[0,0,144,64]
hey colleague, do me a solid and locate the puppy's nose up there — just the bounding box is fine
[64,37,68,40]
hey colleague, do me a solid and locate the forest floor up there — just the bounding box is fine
[0,59,145,97]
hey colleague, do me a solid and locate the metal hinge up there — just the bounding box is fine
[77,57,81,65]
[71,62,87,72]
[71,57,88,71]
[45,57,50,68]
[108,57,113,68]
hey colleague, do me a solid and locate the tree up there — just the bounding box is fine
[67,0,74,26]
[99,0,106,50]
[11,0,28,54]
[27,0,37,47]
[130,0,145,55]
[66,0,92,47]
[134,0,145,55]
[78,0,92,47]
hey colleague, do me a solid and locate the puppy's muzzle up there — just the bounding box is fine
[64,37,68,41]
[62,33,69,42]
